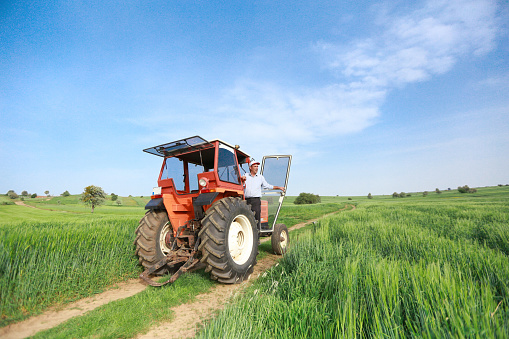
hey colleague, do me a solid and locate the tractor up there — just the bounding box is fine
[135,136,291,286]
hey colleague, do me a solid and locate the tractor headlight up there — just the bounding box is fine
[199,178,208,187]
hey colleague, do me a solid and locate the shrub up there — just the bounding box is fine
[31,193,37,198]
[7,191,18,199]
[458,185,477,193]
[61,190,71,197]
[367,193,373,199]
[111,194,118,201]
[294,193,321,205]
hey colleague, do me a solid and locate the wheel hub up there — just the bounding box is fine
[228,215,253,265]
[280,231,288,248]
[159,222,172,255]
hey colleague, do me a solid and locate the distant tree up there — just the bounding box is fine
[348,197,352,200]
[392,192,399,198]
[61,190,71,197]
[367,193,373,199]
[116,199,122,206]
[7,190,18,199]
[111,193,118,201]
[31,193,37,198]
[21,190,28,197]
[44,190,50,196]
[294,193,321,205]
[80,185,106,213]
[423,191,428,197]
[399,192,406,198]
[435,188,442,194]
[458,185,477,193]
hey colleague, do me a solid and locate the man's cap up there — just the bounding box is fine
[249,158,260,167]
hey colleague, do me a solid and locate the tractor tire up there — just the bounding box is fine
[134,209,173,276]
[198,197,259,284]
[271,223,289,255]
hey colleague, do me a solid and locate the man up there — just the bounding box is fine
[242,160,285,228]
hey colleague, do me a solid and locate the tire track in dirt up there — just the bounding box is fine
[0,280,147,339]
[1,204,355,339]
[14,201,37,208]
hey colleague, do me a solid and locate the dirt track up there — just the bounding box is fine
[1,204,354,339]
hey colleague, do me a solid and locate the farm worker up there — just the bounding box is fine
[242,160,285,227]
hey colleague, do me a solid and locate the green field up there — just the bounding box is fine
[198,186,509,338]
[0,194,347,328]
[1,187,508,337]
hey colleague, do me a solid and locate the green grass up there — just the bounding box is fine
[4,186,508,337]
[0,218,142,326]
[197,186,509,338]
[276,201,351,228]
[0,194,344,329]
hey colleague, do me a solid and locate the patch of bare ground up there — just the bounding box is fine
[14,201,37,208]
[1,204,354,339]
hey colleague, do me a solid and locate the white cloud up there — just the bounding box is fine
[326,0,498,87]
[212,80,384,155]
[211,0,499,154]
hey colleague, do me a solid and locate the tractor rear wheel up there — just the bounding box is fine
[199,197,258,284]
[271,223,289,255]
[134,209,173,276]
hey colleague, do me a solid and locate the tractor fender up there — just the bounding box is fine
[145,197,165,210]
[192,192,219,219]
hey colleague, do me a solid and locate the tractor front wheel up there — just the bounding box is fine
[134,209,173,276]
[199,197,258,284]
[271,223,289,255]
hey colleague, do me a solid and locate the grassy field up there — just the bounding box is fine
[198,186,509,338]
[0,194,347,328]
[1,187,508,337]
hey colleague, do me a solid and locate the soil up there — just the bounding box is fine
[1,204,354,339]
[14,201,37,208]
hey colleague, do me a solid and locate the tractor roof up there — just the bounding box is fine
[143,136,251,162]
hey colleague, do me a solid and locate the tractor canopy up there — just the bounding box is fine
[143,136,250,165]
[143,136,213,158]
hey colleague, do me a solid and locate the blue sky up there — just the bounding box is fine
[1,0,508,197]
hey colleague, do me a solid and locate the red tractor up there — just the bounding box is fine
[135,136,291,286]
